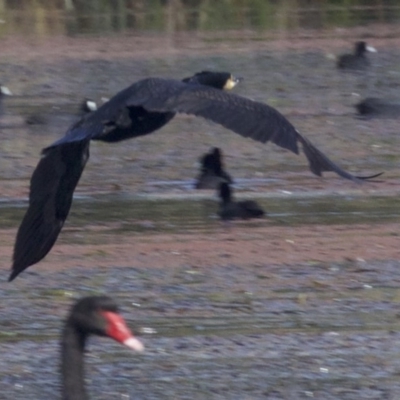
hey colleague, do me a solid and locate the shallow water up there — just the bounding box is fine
[1,191,400,236]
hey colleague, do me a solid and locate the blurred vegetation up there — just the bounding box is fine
[0,0,398,36]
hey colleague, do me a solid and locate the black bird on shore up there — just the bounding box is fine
[337,41,377,70]
[9,71,381,281]
[195,147,233,189]
[218,182,264,220]
[355,97,400,119]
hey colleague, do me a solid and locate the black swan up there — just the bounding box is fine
[61,296,143,400]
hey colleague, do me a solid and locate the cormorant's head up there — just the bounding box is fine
[183,71,243,90]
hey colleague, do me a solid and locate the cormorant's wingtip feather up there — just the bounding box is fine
[354,172,384,181]
[296,130,382,183]
[8,269,18,282]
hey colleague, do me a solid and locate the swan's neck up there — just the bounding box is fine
[61,324,88,400]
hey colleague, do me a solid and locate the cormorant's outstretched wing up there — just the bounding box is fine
[9,140,89,281]
[125,78,380,181]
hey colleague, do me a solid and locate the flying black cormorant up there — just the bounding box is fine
[9,71,381,281]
